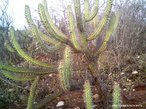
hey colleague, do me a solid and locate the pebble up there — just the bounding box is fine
[132,71,138,74]
[56,101,64,107]
[120,72,125,75]
[49,74,53,77]
[93,94,99,99]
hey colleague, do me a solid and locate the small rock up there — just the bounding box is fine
[49,74,53,77]
[120,72,125,75]
[56,101,64,107]
[123,88,126,91]
[93,94,99,99]
[132,89,135,91]
[136,55,140,58]
[132,70,138,74]
[8,88,14,92]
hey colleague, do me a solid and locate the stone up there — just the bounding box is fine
[56,101,64,107]
[132,70,138,74]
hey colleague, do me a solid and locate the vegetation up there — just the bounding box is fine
[0,0,146,109]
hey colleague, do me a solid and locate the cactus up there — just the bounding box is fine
[4,40,15,53]
[88,0,113,41]
[10,27,53,68]
[84,0,99,22]
[83,80,93,109]
[27,76,39,109]
[58,46,72,91]
[0,0,120,108]
[1,71,36,81]
[112,82,121,109]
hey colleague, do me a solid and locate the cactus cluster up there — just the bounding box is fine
[0,0,119,108]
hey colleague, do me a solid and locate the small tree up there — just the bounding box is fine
[0,0,119,108]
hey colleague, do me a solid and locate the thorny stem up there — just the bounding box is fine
[86,53,106,108]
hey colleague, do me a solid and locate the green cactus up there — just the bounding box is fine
[10,27,53,68]
[58,46,72,91]
[83,80,93,109]
[84,0,99,22]
[67,5,81,50]
[1,71,36,81]
[0,0,120,108]
[4,40,15,53]
[112,82,121,109]
[97,12,120,55]
[27,76,39,109]
[88,0,113,41]
[0,62,56,74]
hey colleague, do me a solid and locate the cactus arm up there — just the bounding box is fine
[88,0,113,41]
[1,71,36,81]
[91,14,98,29]
[83,80,93,109]
[40,32,64,51]
[27,76,39,109]
[39,3,68,43]
[74,0,84,32]
[40,32,60,45]
[67,6,81,50]
[84,0,90,20]
[58,46,72,91]
[25,5,61,46]
[42,0,67,39]
[73,0,87,48]
[113,82,121,109]
[85,0,99,22]
[31,25,64,52]
[38,4,56,38]
[10,27,52,68]
[4,40,15,52]
[96,12,119,55]
[25,5,35,27]
[0,62,57,74]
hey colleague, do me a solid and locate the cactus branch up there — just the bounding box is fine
[74,0,84,32]
[25,5,61,46]
[39,2,68,43]
[1,70,36,81]
[96,12,120,55]
[25,5,35,27]
[83,80,93,109]
[67,5,81,50]
[0,62,57,74]
[88,0,113,41]
[58,46,72,91]
[27,76,39,109]
[31,25,63,53]
[10,26,53,68]
[85,0,99,22]
[113,82,121,109]
[4,40,15,52]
